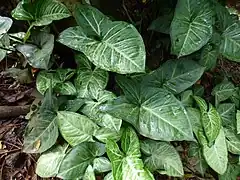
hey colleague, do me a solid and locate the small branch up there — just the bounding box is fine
[0,105,30,119]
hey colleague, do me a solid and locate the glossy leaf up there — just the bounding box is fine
[54,82,77,95]
[106,127,154,180]
[141,140,184,177]
[220,22,240,61]
[36,71,60,94]
[61,98,85,112]
[170,0,213,57]
[56,68,75,82]
[12,0,71,26]
[57,142,105,179]
[186,107,201,137]
[74,67,108,99]
[199,129,228,175]
[58,5,146,74]
[224,127,240,154]
[23,90,58,153]
[93,157,112,173]
[57,111,99,146]
[36,143,68,177]
[102,87,195,141]
[104,172,114,180]
[217,103,236,128]
[83,165,96,180]
[143,59,205,94]
[212,80,235,106]
[180,90,193,107]
[94,127,121,143]
[16,32,54,69]
[0,16,13,36]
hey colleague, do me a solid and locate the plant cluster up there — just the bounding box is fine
[1,0,240,179]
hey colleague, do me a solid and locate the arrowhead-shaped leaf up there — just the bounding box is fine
[217,103,236,128]
[141,140,184,177]
[57,111,99,146]
[12,0,71,26]
[58,5,146,74]
[224,127,240,154]
[170,0,213,57]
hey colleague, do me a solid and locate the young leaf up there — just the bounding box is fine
[94,127,122,143]
[58,5,146,74]
[16,32,54,69]
[188,143,208,176]
[180,90,193,107]
[56,68,75,82]
[237,110,240,134]
[83,165,96,180]
[224,127,240,154]
[148,12,174,34]
[143,59,205,94]
[106,128,155,180]
[104,172,114,180]
[102,87,195,141]
[57,111,99,146]
[220,22,240,61]
[141,140,184,177]
[170,0,213,57]
[23,90,58,153]
[36,143,68,177]
[186,108,201,137]
[212,80,235,106]
[12,0,71,26]
[194,96,221,145]
[93,157,112,173]
[74,67,109,99]
[217,103,236,128]
[57,142,105,179]
[36,71,61,94]
[54,82,77,95]
[199,129,228,175]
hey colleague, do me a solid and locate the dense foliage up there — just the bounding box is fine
[1,0,240,179]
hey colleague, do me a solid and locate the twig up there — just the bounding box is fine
[122,0,135,25]
[0,105,30,119]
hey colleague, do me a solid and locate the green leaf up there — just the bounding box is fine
[237,110,240,134]
[193,84,204,97]
[36,71,61,94]
[0,16,13,36]
[199,43,219,71]
[194,96,221,145]
[0,34,10,61]
[58,5,146,74]
[141,140,184,177]
[220,22,240,61]
[188,143,208,176]
[199,129,228,175]
[218,163,240,180]
[102,87,194,141]
[56,68,75,82]
[180,90,193,107]
[54,82,77,95]
[106,128,154,180]
[212,80,235,106]
[148,12,174,34]
[224,127,240,154]
[170,0,213,57]
[16,32,54,69]
[217,103,236,128]
[23,90,58,153]
[57,142,105,179]
[94,127,122,143]
[143,59,205,94]
[74,67,108,99]
[57,111,99,146]
[83,165,96,180]
[215,2,238,32]
[61,98,85,112]
[93,157,112,173]
[230,87,240,108]
[36,143,68,177]
[75,53,92,69]
[12,0,71,26]
[186,107,201,137]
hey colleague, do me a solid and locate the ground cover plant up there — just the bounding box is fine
[1,0,240,179]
